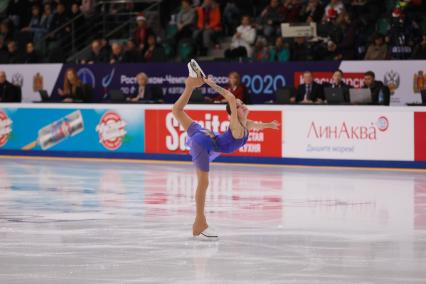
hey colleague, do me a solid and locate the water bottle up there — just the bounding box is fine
[378,89,384,104]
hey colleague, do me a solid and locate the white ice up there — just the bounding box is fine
[0,157,425,283]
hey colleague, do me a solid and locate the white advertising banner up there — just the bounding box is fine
[0,64,62,103]
[283,109,414,161]
[340,60,425,106]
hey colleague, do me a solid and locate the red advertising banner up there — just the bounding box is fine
[145,109,282,157]
[294,71,365,88]
[415,112,426,161]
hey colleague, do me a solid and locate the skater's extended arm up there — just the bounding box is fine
[247,120,280,130]
[204,76,237,106]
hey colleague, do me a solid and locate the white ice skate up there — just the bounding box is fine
[193,227,219,241]
[187,59,206,78]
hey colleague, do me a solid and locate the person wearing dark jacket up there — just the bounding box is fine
[0,71,21,102]
[23,42,41,63]
[57,68,92,102]
[323,69,350,102]
[364,71,390,106]
[127,72,164,103]
[292,71,324,103]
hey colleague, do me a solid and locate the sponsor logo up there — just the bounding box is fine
[0,111,12,147]
[383,70,400,94]
[96,111,127,150]
[413,71,426,93]
[77,67,96,88]
[11,73,24,87]
[294,72,365,88]
[307,116,389,141]
[102,68,115,88]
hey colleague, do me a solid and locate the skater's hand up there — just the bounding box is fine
[185,77,204,89]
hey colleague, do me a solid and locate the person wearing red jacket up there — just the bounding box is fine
[194,0,222,56]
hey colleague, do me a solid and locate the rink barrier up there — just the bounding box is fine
[0,103,425,169]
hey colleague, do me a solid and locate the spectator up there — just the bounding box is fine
[0,21,13,45]
[292,71,324,103]
[21,5,42,43]
[323,69,350,102]
[387,9,417,59]
[364,34,388,60]
[143,35,165,62]
[290,37,312,61]
[324,0,345,19]
[123,39,141,62]
[411,34,426,59]
[176,0,196,42]
[322,41,342,60]
[282,0,302,23]
[127,72,152,102]
[222,0,241,36]
[363,70,390,105]
[318,8,343,45]
[57,68,91,102]
[49,2,69,37]
[23,42,41,63]
[258,0,284,41]
[252,37,269,61]
[40,3,54,35]
[300,0,323,23]
[268,36,289,62]
[6,41,21,63]
[134,12,152,50]
[82,40,107,63]
[207,71,246,103]
[336,12,356,59]
[110,42,124,64]
[0,71,20,102]
[225,15,256,59]
[194,0,221,56]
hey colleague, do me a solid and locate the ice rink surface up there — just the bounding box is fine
[0,157,425,284]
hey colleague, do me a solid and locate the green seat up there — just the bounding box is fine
[166,24,178,40]
[178,40,193,62]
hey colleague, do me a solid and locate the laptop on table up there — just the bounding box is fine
[350,89,372,105]
[324,87,345,105]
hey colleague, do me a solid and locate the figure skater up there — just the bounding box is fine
[172,60,280,240]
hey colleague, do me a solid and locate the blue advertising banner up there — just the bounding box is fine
[0,107,144,153]
[53,62,340,103]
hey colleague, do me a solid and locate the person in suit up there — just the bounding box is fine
[0,71,21,102]
[323,69,350,103]
[57,68,92,103]
[127,72,164,103]
[364,70,390,106]
[292,71,324,103]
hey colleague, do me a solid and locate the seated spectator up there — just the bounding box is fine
[48,2,69,40]
[23,42,41,63]
[322,41,342,60]
[225,15,256,59]
[324,0,345,19]
[194,0,221,56]
[268,36,289,62]
[363,70,390,105]
[40,3,54,36]
[290,37,312,61]
[57,68,92,102]
[21,5,43,43]
[134,12,152,50]
[175,0,195,42]
[300,0,323,23]
[323,69,350,102]
[292,71,324,103]
[143,35,165,62]
[258,0,284,41]
[222,0,241,36]
[206,72,246,103]
[318,8,343,45]
[387,9,417,59]
[336,12,356,59]
[110,42,125,64]
[364,34,388,60]
[0,21,13,44]
[252,37,269,61]
[411,34,426,59]
[6,41,21,63]
[0,71,20,102]
[82,40,107,64]
[282,0,303,23]
[123,39,141,62]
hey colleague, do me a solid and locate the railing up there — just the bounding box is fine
[39,0,162,63]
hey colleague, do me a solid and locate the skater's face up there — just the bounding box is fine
[236,99,249,119]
